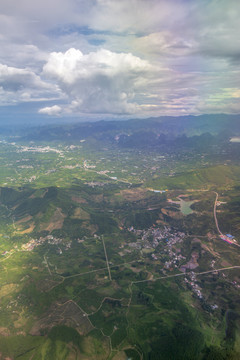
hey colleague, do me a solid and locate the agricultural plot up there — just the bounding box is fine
[0,130,240,359]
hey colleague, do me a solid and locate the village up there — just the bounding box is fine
[126,225,222,312]
[21,235,72,252]
[127,225,186,268]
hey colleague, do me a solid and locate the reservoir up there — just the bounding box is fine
[179,198,194,215]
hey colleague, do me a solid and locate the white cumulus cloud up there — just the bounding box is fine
[42,48,158,114]
[0,0,240,118]
[38,105,62,115]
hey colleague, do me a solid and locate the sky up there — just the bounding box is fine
[0,0,240,123]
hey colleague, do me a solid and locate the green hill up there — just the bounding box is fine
[146,165,240,190]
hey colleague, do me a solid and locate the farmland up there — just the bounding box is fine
[0,117,240,359]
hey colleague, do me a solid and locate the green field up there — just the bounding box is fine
[0,124,240,359]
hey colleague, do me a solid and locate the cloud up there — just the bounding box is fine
[197,100,240,115]
[38,105,62,115]
[0,0,84,27]
[132,32,195,60]
[196,87,240,115]
[0,0,240,118]
[0,63,60,104]
[42,48,158,114]
[0,64,45,91]
[89,0,191,34]
[194,1,240,60]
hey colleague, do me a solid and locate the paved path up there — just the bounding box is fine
[213,191,223,236]
[132,266,240,285]
[213,191,240,247]
[102,236,112,281]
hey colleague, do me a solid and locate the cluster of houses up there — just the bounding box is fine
[127,226,186,268]
[21,235,72,252]
[184,271,219,311]
[184,272,203,299]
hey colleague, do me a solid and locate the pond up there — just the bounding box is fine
[179,198,194,215]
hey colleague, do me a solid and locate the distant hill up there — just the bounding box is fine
[10,114,240,143]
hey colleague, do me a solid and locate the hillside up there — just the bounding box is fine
[146,165,240,190]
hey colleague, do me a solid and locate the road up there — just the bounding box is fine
[102,235,112,281]
[83,159,133,185]
[132,266,240,285]
[213,191,240,246]
[213,191,223,236]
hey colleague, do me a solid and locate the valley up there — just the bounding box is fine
[0,116,240,359]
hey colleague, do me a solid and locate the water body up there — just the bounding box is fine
[179,198,194,215]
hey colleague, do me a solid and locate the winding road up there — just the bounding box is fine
[213,191,223,236]
[213,191,240,246]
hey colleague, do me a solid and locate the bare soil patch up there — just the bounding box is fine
[118,188,148,201]
[19,223,35,234]
[0,283,18,298]
[161,208,183,219]
[15,215,33,224]
[40,208,66,232]
[72,196,87,204]
[71,208,90,220]
[0,327,10,336]
[112,351,128,360]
